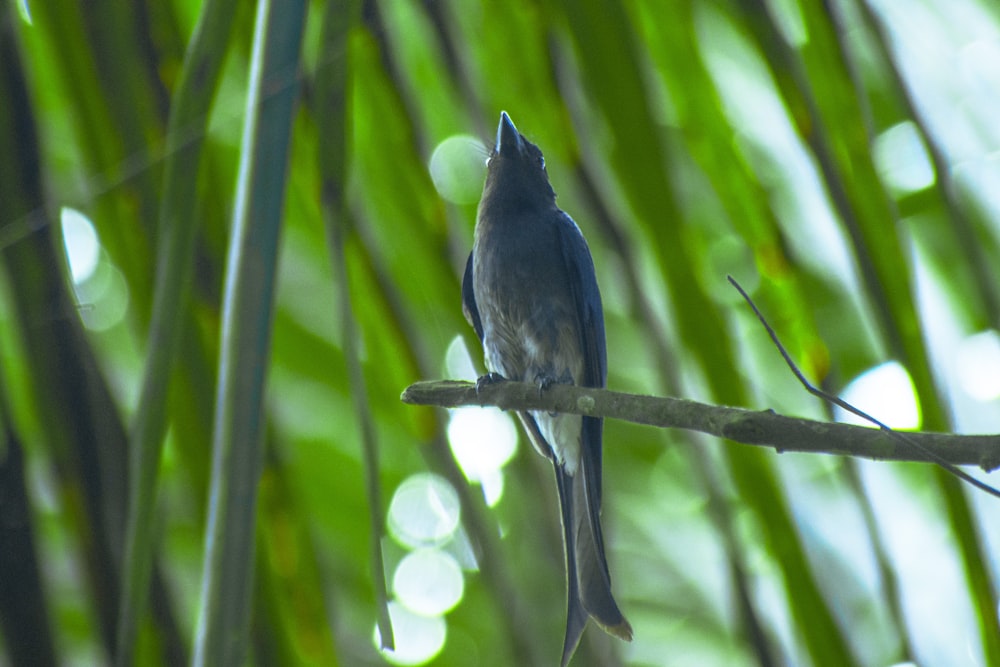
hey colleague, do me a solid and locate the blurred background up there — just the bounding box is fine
[2,0,999,665]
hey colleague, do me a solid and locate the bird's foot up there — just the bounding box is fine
[533,370,573,399]
[533,372,556,397]
[534,374,555,415]
[475,372,505,394]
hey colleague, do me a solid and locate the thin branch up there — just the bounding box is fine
[400,380,1000,472]
[727,275,1000,499]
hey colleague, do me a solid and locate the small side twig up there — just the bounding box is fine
[727,275,1000,499]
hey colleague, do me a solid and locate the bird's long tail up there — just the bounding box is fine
[554,424,632,666]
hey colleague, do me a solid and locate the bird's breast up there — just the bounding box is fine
[472,219,583,386]
[471,210,591,473]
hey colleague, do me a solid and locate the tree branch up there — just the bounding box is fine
[401,380,1000,472]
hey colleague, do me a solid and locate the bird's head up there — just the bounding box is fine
[481,112,556,209]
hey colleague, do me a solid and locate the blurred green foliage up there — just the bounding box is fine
[1,0,999,665]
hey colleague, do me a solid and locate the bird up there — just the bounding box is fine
[461,111,632,666]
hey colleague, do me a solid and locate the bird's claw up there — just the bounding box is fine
[533,370,572,398]
[475,372,505,394]
[534,372,556,397]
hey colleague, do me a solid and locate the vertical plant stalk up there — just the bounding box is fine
[0,405,57,665]
[326,211,395,651]
[192,0,306,665]
[3,8,130,660]
[314,0,394,649]
[116,0,238,663]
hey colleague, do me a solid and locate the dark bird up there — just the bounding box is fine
[462,112,632,666]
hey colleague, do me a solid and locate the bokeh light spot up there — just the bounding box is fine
[388,473,460,549]
[393,548,464,616]
[874,121,935,194]
[428,135,486,205]
[447,407,517,486]
[17,0,31,24]
[60,207,99,284]
[375,601,446,666]
[445,335,478,381]
[479,469,505,507]
[956,330,1000,401]
[835,361,921,429]
[77,262,129,332]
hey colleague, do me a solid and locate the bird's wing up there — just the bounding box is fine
[555,212,606,388]
[555,211,606,509]
[461,251,484,341]
[555,213,631,650]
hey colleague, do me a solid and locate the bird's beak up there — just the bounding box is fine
[496,111,522,156]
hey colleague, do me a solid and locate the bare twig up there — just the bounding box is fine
[727,275,1000,498]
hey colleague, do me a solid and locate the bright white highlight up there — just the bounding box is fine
[835,361,921,429]
[76,263,130,332]
[447,407,517,485]
[375,601,446,665]
[387,474,460,549]
[873,121,935,194]
[444,336,518,504]
[478,469,505,507]
[955,330,1000,401]
[60,207,99,284]
[393,549,464,617]
[428,135,486,205]
[444,335,478,381]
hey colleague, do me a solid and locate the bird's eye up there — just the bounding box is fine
[539,156,546,170]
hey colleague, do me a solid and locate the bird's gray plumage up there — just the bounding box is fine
[462,112,631,666]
